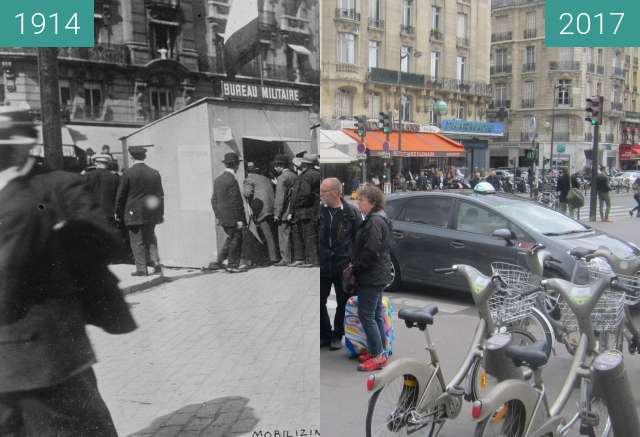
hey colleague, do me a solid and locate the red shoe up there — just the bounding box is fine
[358,351,373,363]
[357,354,387,372]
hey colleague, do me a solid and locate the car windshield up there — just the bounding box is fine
[493,201,591,235]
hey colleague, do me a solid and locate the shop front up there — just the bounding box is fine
[440,119,506,175]
[119,95,313,268]
[619,144,640,170]
[319,130,358,188]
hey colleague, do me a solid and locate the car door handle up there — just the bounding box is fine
[392,231,405,239]
[450,241,465,249]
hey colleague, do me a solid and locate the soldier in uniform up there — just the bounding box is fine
[84,154,119,227]
[291,155,320,267]
[115,146,164,276]
[0,107,136,435]
[211,152,247,273]
[273,154,300,266]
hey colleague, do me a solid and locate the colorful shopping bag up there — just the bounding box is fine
[343,295,395,358]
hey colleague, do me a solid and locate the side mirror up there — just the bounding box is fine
[492,228,515,245]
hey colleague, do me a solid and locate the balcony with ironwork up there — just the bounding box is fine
[521,98,535,108]
[58,44,130,64]
[430,29,443,41]
[491,31,512,42]
[523,29,537,39]
[335,8,360,21]
[368,17,384,29]
[280,15,310,35]
[490,64,512,75]
[549,61,580,71]
[556,97,573,108]
[456,37,469,48]
[207,0,229,24]
[489,99,511,109]
[584,132,602,142]
[369,67,423,87]
[0,47,37,57]
[322,62,363,81]
[400,24,415,36]
[145,0,180,10]
[611,67,626,79]
[522,63,535,73]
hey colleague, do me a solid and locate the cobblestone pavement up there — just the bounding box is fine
[88,266,319,437]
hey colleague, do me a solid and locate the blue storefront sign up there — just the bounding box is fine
[441,119,505,136]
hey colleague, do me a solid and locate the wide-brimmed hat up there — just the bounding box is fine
[0,107,38,147]
[222,152,242,165]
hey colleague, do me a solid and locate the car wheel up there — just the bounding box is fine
[386,256,401,292]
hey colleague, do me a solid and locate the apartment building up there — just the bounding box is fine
[489,0,625,172]
[620,48,640,168]
[0,0,319,164]
[321,0,494,171]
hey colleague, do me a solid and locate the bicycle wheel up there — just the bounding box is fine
[469,329,536,401]
[474,399,527,437]
[509,308,555,356]
[366,374,435,437]
[562,398,612,437]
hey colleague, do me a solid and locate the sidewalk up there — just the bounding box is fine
[91,265,320,437]
[109,264,200,295]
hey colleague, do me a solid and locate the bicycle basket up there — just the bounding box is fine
[488,290,539,325]
[587,259,640,306]
[559,291,625,334]
[490,262,541,294]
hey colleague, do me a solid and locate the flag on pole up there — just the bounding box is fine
[222,0,261,78]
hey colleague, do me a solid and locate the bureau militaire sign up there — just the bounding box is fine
[221,80,301,104]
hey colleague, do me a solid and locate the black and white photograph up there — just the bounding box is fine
[0,0,319,436]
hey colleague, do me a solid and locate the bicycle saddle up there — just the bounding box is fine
[570,247,595,259]
[506,340,549,370]
[399,305,439,330]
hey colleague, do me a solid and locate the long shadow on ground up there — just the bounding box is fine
[129,396,259,436]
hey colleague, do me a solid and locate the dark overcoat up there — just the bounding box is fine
[115,162,164,226]
[84,168,119,218]
[212,171,246,227]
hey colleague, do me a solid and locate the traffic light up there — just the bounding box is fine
[585,96,604,126]
[378,112,392,134]
[356,116,367,138]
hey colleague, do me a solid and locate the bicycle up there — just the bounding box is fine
[472,276,640,437]
[365,259,554,437]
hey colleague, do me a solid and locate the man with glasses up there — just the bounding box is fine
[320,178,361,350]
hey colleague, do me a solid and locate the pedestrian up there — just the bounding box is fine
[630,177,640,217]
[0,107,136,436]
[486,170,502,191]
[115,146,164,276]
[596,166,613,222]
[243,162,279,265]
[273,154,299,266]
[568,172,583,220]
[320,178,361,351]
[432,170,445,190]
[101,144,118,171]
[84,154,120,227]
[470,172,482,189]
[85,147,96,168]
[290,155,320,268]
[210,152,247,273]
[352,184,393,372]
[556,168,570,214]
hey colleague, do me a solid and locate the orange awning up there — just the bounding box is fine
[343,129,465,157]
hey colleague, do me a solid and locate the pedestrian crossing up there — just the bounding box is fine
[572,205,638,219]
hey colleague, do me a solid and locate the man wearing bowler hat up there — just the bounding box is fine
[211,152,247,273]
[0,107,136,435]
[115,145,165,276]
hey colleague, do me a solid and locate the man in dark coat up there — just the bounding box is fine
[320,178,360,350]
[211,152,247,273]
[84,154,119,226]
[115,146,164,276]
[556,168,571,214]
[243,162,279,264]
[290,156,320,267]
[273,154,300,266]
[0,108,136,436]
[596,166,612,222]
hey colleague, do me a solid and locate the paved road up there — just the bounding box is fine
[321,216,640,437]
[90,266,320,437]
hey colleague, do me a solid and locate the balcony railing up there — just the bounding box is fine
[335,8,360,21]
[489,100,511,109]
[523,29,537,39]
[611,67,626,78]
[400,24,415,35]
[585,132,603,142]
[280,15,309,34]
[549,61,580,71]
[611,102,624,112]
[554,132,570,141]
[556,97,573,107]
[430,29,443,41]
[491,31,512,42]
[145,0,180,9]
[0,47,37,56]
[491,64,512,74]
[336,62,359,73]
[369,68,423,87]
[207,0,229,23]
[456,37,469,47]
[521,99,535,108]
[492,0,544,9]
[522,63,535,72]
[368,17,384,29]
[58,44,130,64]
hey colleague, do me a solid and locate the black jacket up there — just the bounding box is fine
[115,162,164,226]
[571,174,580,189]
[84,168,119,218]
[486,175,502,191]
[212,171,246,227]
[596,174,611,193]
[292,168,321,221]
[352,210,393,288]
[320,201,361,278]
[557,174,570,202]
